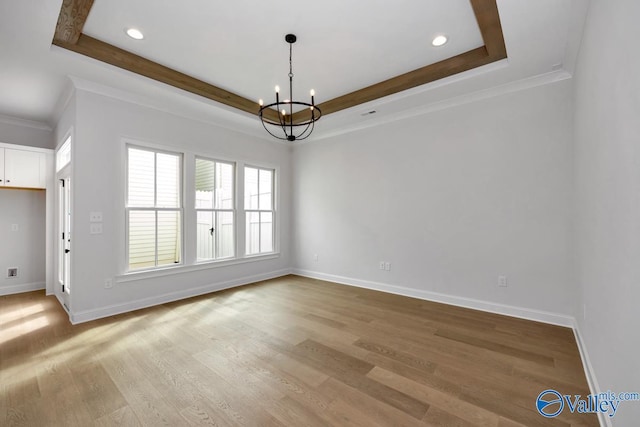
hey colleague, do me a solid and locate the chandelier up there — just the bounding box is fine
[259,34,321,142]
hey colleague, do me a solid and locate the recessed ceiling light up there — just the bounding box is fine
[126,28,144,40]
[432,35,448,47]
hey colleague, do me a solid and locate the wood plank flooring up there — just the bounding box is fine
[0,275,598,426]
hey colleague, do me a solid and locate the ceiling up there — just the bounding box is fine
[0,0,589,141]
[84,0,486,105]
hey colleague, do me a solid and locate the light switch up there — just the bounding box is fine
[11,224,19,232]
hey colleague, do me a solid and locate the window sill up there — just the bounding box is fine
[116,253,280,284]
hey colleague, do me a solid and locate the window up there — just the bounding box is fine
[245,166,274,255]
[122,144,278,276]
[195,158,235,261]
[126,146,182,270]
[56,135,71,172]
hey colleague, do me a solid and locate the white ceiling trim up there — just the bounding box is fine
[0,113,52,131]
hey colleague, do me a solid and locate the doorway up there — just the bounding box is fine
[55,135,72,312]
[57,173,71,311]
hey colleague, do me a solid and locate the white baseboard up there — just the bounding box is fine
[291,269,575,328]
[573,322,609,427]
[70,268,292,324]
[0,281,45,296]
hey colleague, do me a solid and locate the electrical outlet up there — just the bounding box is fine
[498,275,508,287]
[90,212,103,222]
[104,278,113,289]
[379,261,385,270]
[385,262,391,271]
[313,254,318,262]
[11,224,19,232]
[90,223,103,234]
[7,268,18,278]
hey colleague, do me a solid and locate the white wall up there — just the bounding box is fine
[293,79,575,318]
[68,89,291,320]
[0,117,53,149]
[573,0,640,424]
[0,188,46,295]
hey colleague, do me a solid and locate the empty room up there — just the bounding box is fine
[1,0,638,426]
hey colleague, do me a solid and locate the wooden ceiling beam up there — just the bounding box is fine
[470,0,507,60]
[53,0,95,45]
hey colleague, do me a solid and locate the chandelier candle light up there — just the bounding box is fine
[259,34,321,141]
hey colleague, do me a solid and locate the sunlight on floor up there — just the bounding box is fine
[0,315,49,346]
[0,303,44,324]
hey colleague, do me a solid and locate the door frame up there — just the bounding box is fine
[55,166,72,312]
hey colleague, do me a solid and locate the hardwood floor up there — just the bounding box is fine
[0,275,598,426]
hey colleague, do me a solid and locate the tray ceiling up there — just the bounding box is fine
[52,0,506,123]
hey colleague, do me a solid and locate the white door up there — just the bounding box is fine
[58,174,71,310]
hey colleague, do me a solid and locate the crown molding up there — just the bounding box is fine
[0,114,52,132]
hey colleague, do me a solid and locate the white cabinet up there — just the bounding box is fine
[0,147,46,189]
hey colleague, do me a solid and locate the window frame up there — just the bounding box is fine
[194,156,237,262]
[117,140,281,283]
[244,165,276,256]
[125,144,184,272]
